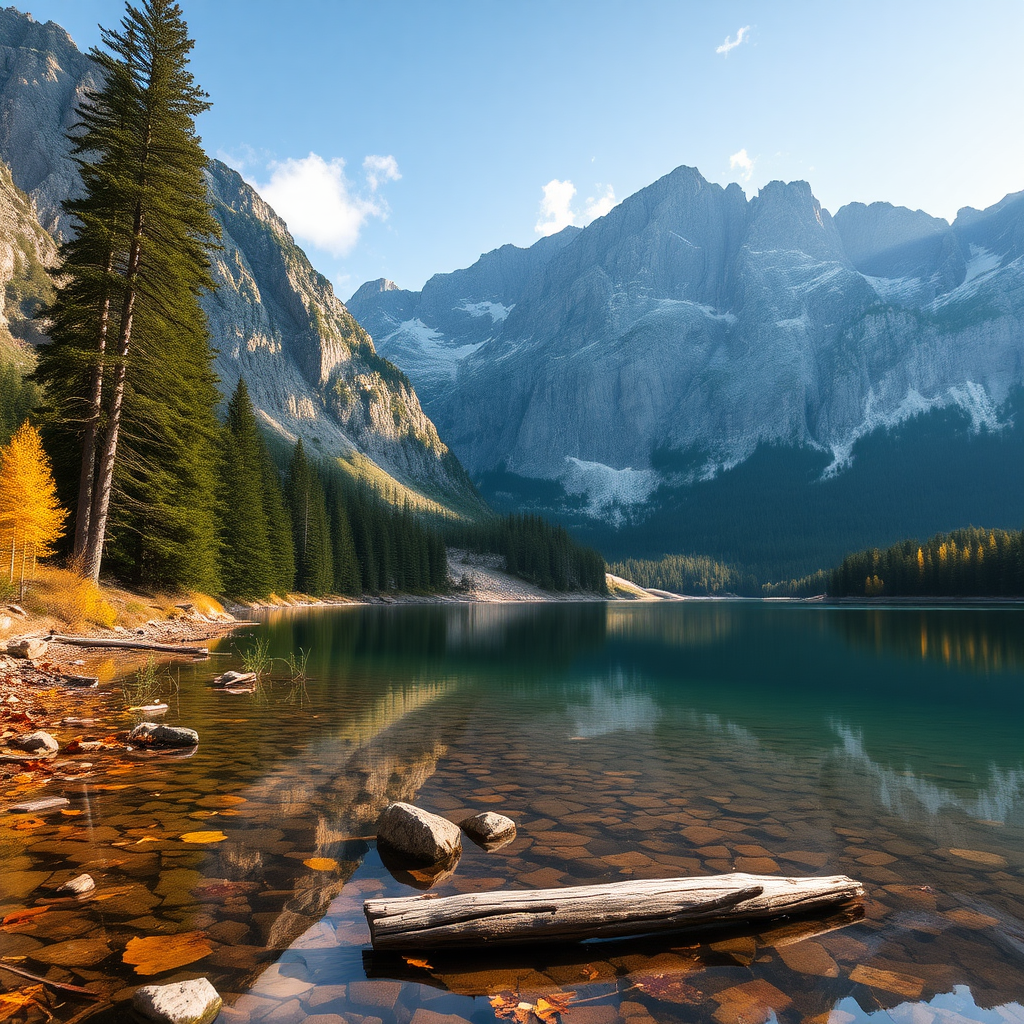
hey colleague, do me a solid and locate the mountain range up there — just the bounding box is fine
[350,166,1024,572]
[0,8,480,517]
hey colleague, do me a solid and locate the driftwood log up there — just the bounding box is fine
[363,872,864,950]
[46,634,210,656]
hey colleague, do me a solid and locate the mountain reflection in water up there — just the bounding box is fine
[0,602,1020,1024]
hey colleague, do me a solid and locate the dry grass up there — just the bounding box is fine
[24,566,118,630]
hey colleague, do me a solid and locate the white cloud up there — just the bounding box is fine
[535,179,577,236]
[535,179,618,235]
[584,185,617,221]
[729,148,755,182]
[716,25,750,55]
[364,154,401,191]
[254,151,399,258]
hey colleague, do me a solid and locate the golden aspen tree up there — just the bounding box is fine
[0,422,67,598]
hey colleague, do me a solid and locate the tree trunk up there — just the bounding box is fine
[72,271,113,563]
[364,873,865,950]
[83,207,143,582]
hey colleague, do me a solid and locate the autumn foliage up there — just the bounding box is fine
[0,422,67,597]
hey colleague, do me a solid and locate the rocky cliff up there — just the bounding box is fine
[0,7,480,515]
[350,164,1024,566]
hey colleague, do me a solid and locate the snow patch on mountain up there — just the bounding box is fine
[459,300,513,322]
[376,318,485,379]
[825,381,1005,476]
[560,458,659,524]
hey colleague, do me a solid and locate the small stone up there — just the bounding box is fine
[128,723,199,748]
[132,979,223,1024]
[377,802,461,864]
[0,616,11,631]
[7,604,26,617]
[212,670,256,687]
[11,731,58,754]
[7,638,48,659]
[62,675,100,688]
[56,873,96,896]
[946,848,1008,868]
[459,811,516,849]
[9,796,69,813]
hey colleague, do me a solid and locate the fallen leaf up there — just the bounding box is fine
[179,831,227,844]
[403,956,433,969]
[2,907,49,928]
[635,975,703,1005]
[0,984,45,1021]
[303,857,338,871]
[123,931,212,975]
[534,992,575,1022]
[135,837,161,844]
[60,809,83,816]
[11,818,45,831]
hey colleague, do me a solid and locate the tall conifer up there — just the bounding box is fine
[36,0,220,584]
[287,441,332,596]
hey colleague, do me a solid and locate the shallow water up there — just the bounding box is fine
[1,602,1022,1024]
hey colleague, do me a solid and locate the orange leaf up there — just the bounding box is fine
[402,956,433,969]
[0,984,45,1021]
[302,857,338,872]
[180,831,227,844]
[2,907,49,928]
[122,931,212,976]
[61,808,83,816]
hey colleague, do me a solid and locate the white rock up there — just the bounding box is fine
[57,873,95,895]
[11,730,58,754]
[460,811,517,847]
[7,638,48,660]
[377,802,462,864]
[132,979,222,1024]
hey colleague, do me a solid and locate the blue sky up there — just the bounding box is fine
[23,1,1024,299]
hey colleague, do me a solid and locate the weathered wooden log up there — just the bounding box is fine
[363,872,864,950]
[47,634,209,656]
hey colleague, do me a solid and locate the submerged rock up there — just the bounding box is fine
[56,873,95,895]
[132,979,222,1024]
[9,796,68,813]
[11,730,58,754]
[377,802,461,865]
[212,670,257,688]
[460,811,517,850]
[128,723,199,748]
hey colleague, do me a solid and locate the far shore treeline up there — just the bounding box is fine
[0,0,608,602]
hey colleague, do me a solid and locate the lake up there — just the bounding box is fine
[1,602,1022,1024]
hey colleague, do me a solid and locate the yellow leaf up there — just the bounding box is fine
[123,931,212,976]
[2,906,49,928]
[60,808,83,816]
[180,831,227,844]
[302,857,338,871]
[402,956,433,969]
[0,984,45,1022]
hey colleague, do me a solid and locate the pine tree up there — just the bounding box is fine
[0,423,68,598]
[324,474,361,595]
[219,379,274,598]
[36,0,220,584]
[259,445,295,595]
[287,441,332,596]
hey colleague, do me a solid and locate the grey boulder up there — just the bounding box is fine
[377,802,461,865]
[460,811,517,849]
[132,979,222,1024]
[128,723,199,748]
[11,730,58,754]
[8,638,48,660]
[57,873,95,895]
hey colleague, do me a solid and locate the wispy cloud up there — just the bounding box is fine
[729,148,755,182]
[253,152,400,258]
[363,154,401,191]
[535,179,618,236]
[716,25,750,55]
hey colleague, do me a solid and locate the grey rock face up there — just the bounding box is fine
[376,802,462,864]
[351,163,1024,524]
[11,730,58,753]
[128,723,199,748]
[132,979,223,1024]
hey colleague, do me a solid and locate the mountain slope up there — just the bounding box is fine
[0,7,481,516]
[350,166,1024,570]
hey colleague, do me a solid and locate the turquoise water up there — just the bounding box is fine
[1,602,1022,1023]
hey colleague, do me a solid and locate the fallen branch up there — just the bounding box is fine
[364,872,864,950]
[0,962,101,998]
[46,635,209,656]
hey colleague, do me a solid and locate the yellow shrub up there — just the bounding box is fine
[30,566,118,630]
